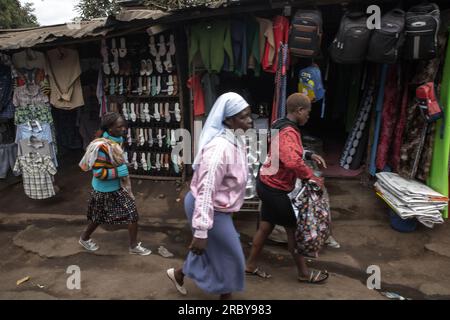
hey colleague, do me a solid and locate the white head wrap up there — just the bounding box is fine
[193,92,249,170]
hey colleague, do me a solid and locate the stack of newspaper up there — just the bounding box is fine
[374,172,448,228]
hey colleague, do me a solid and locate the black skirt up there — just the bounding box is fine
[256,178,297,228]
[87,189,139,225]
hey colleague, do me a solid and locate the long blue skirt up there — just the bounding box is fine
[183,191,245,294]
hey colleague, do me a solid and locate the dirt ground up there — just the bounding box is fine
[1,156,450,300]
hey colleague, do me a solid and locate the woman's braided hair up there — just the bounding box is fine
[95,112,122,138]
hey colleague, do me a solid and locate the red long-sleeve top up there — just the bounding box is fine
[259,126,313,192]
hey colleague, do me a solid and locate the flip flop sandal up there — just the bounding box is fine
[130,103,136,122]
[132,152,138,170]
[122,103,129,121]
[298,270,329,284]
[159,102,165,121]
[118,77,124,95]
[167,75,174,96]
[166,268,187,295]
[104,77,110,92]
[147,152,152,172]
[165,102,171,123]
[127,128,132,146]
[141,153,148,171]
[164,53,173,73]
[170,129,176,147]
[155,54,163,74]
[174,103,181,122]
[156,153,161,171]
[146,59,153,76]
[153,103,160,121]
[157,129,163,148]
[166,129,171,148]
[148,128,154,147]
[160,153,165,170]
[151,76,158,96]
[156,76,161,95]
[126,77,132,93]
[137,76,143,95]
[245,267,272,279]
[140,60,147,76]
[158,34,167,56]
[144,103,151,123]
[119,37,127,58]
[149,36,158,57]
[168,34,176,56]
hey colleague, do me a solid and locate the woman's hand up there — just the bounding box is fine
[311,154,327,169]
[189,237,208,255]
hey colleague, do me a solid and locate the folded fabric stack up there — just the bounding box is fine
[374,172,448,228]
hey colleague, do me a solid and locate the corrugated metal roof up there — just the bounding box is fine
[0,19,112,50]
[114,9,170,22]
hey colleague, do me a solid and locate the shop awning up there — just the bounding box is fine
[0,19,112,51]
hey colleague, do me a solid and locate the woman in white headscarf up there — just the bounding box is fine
[167,92,253,300]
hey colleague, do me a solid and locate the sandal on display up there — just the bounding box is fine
[298,270,329,284]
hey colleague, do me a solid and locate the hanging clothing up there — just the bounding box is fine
[187,74,206,116]
[230,19,248,76]
[0,143,17,179]
[189,20,234,73]
[257,18,275,71]
[0,64,13,113]
[376,65,401,171]
[12,49,47,71]
[13,153,56,200]
[201,73,220,116]
[46,48,84,109]
[264,16,289,74]
[18,137,52,159]
[247,17,261,76]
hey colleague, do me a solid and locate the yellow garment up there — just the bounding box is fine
[46,47,84,109]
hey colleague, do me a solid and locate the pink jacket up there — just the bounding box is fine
[190,133,248,239]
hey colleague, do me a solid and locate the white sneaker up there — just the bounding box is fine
[129,242,152,255]
[326,236,341,249]
[166,268,187,295]
[79,238,99,251]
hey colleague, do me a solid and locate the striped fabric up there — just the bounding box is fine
[92,144,118,180]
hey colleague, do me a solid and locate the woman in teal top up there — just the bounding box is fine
[79,112,151,255]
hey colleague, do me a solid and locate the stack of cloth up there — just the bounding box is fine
[374,172,448,228]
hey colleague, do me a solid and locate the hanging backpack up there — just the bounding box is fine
[330,12,371,64]
[298,64,325,102]
[329,11,372,64]
[404,2,440,60]
[289,9,323,58]
[367,9,406,64]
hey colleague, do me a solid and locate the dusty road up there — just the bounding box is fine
[1,174,450,300]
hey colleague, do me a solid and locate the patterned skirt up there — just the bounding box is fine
[87,189,138,225]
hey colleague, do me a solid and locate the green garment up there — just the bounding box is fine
[189,20,233,73]
[246,16,261,77]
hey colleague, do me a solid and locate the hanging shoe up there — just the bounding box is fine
[166,129,171,148]
[142,77,147,94]
[165,102,171,123]
[141,103,147,123]
[130,103,137,122]
[132,152,138,171]
[174,103,181,122]
[168,34,176,56]
[118,77,124,95]
[109,76,115,95]
[110,39,120,75]
[164,153,170,171]
[164,53,173,73]
[141,153,148,171]
[139,128,145,146]
[158,34,167,56]
[147,152,152,172]
[119,37,127,58]
[156,76,161,95]
[167,75,174,96]
[172,75,178,96]
[156,153,161,171]
[155,54,163,74]
[140,59,147,76]
[154,103,160,122]
[127,128,132,146]
[151,76,158,96]
[138,76,143,95]
[122,103,129,121]
[143,103,150,123]
[146,59,153,76]
[172,154,180,174]
[157,129,163,148]
[148,128,154,147]
[170,129,176,147]
[159,103,165,121]
[124,151,129,164]
[149,35,158,57]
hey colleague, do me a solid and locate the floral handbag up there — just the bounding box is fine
[293,181,331,256]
